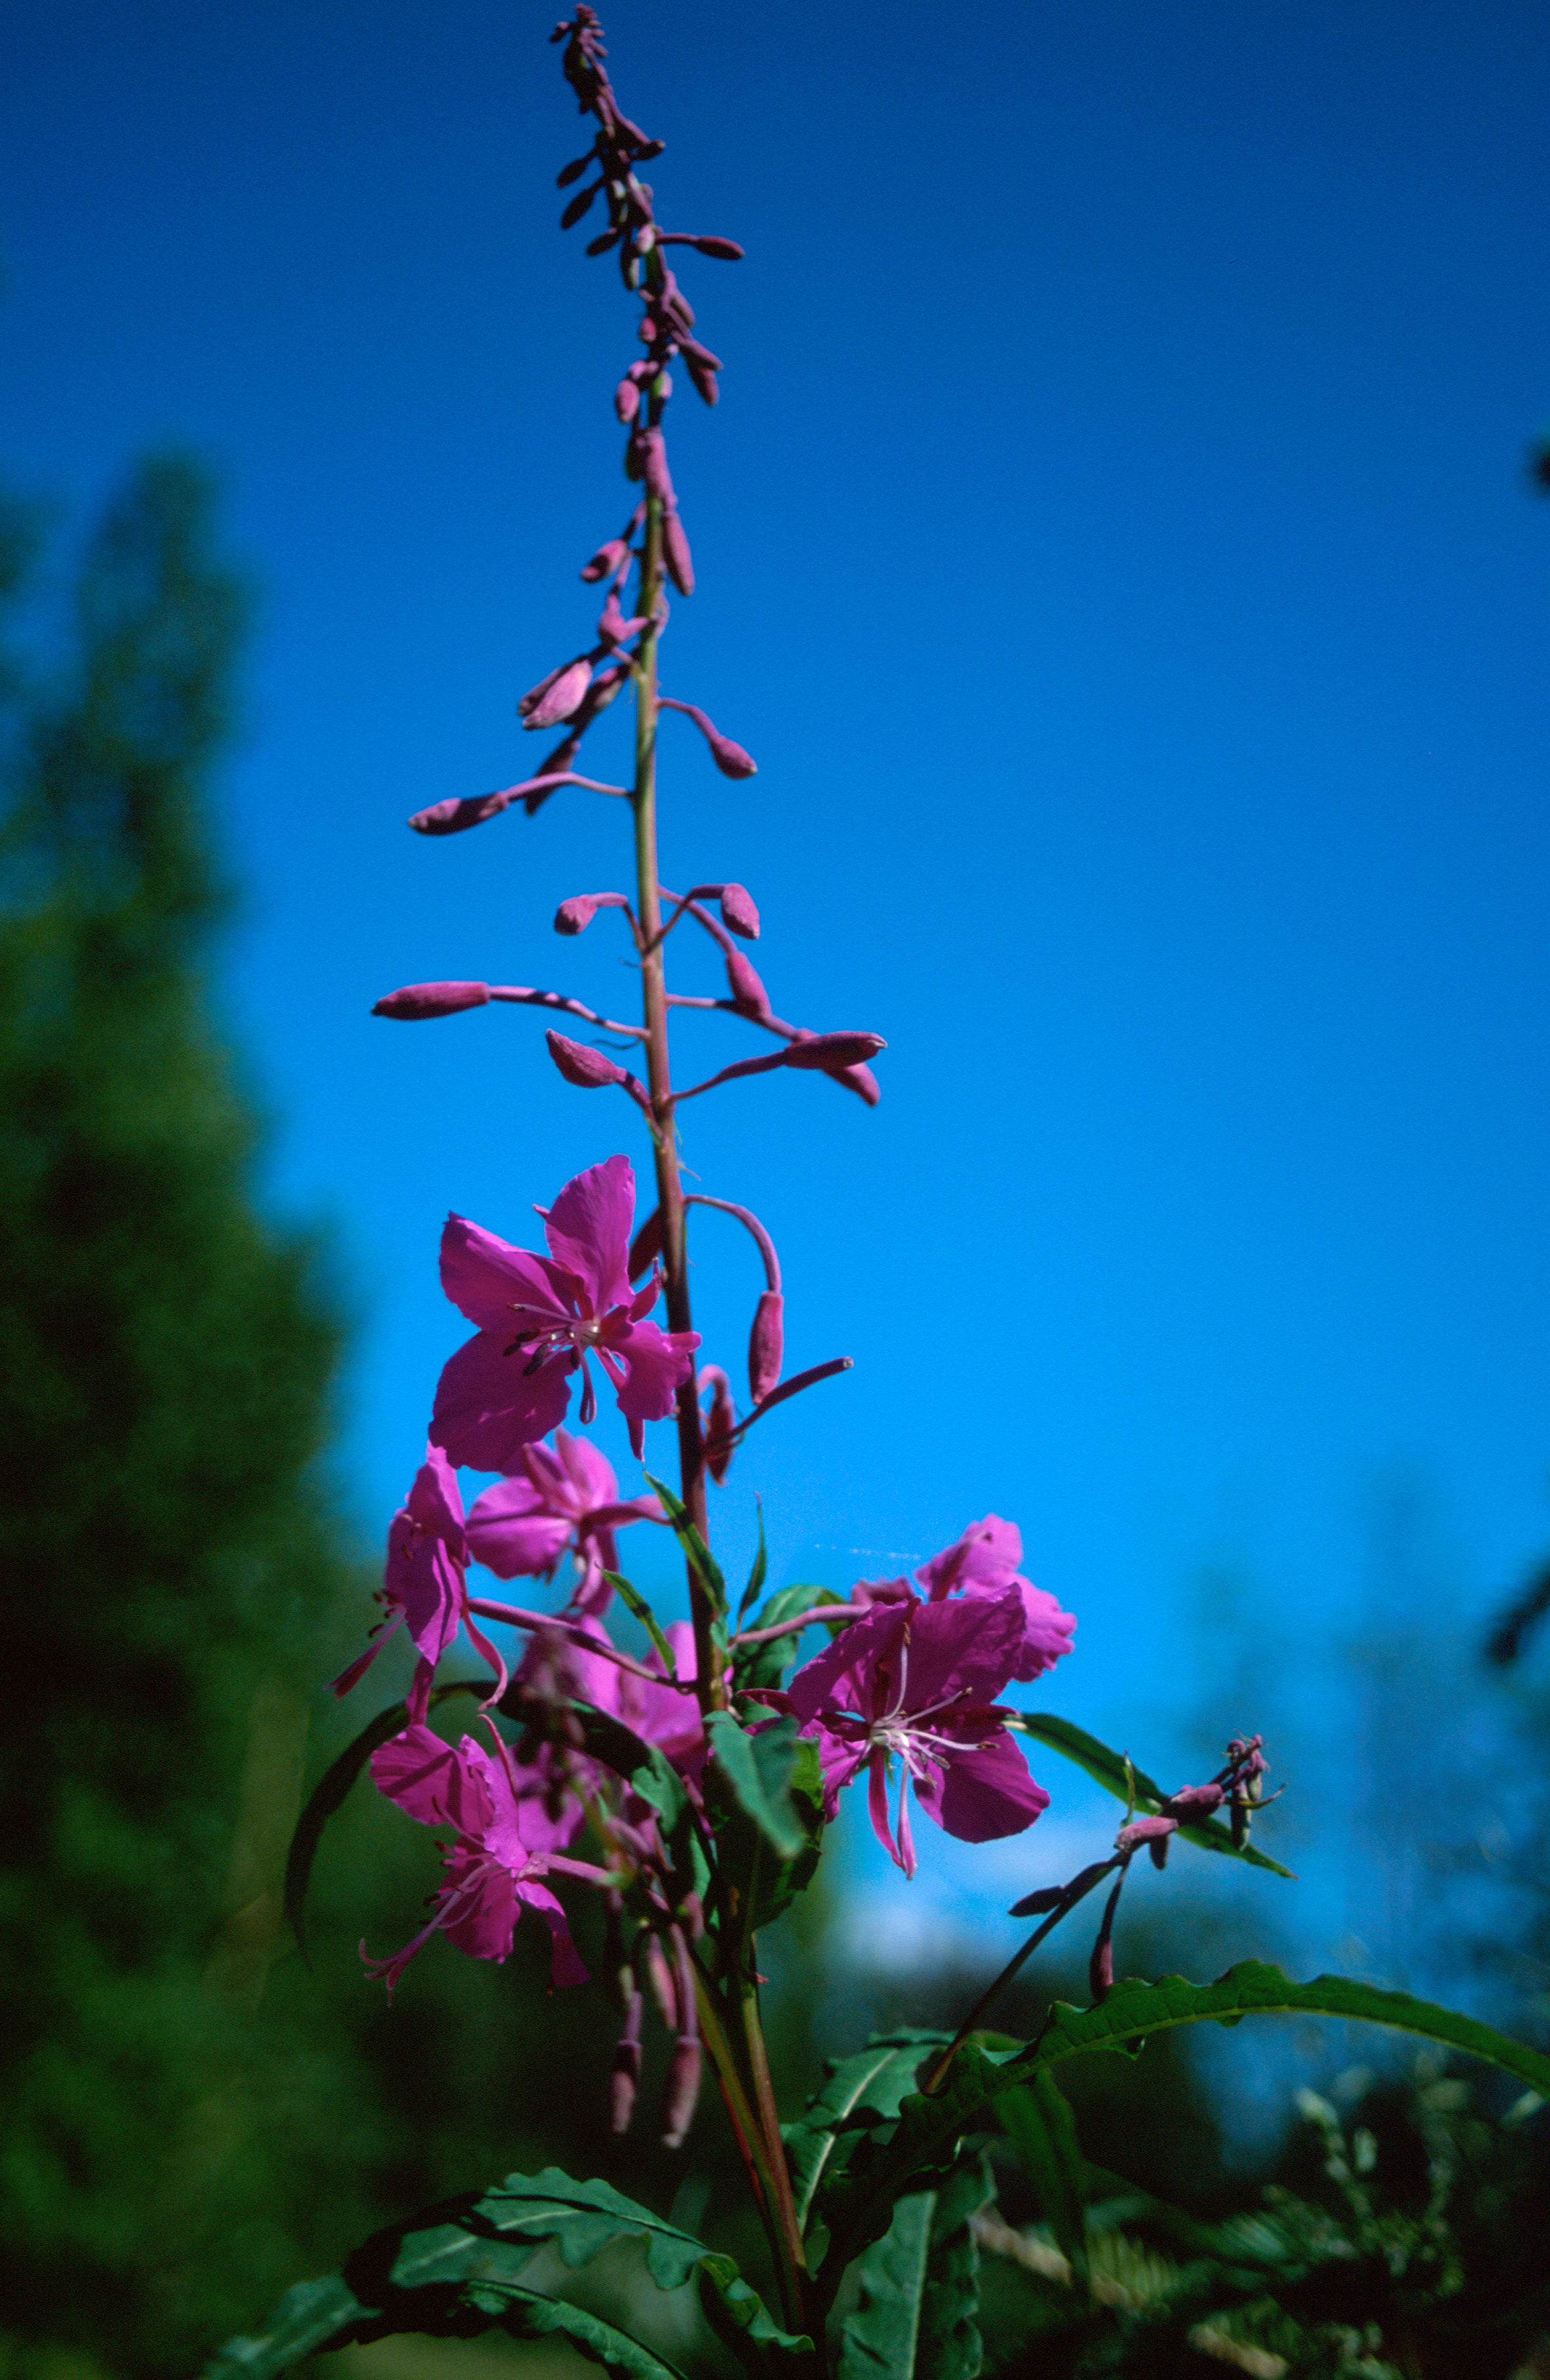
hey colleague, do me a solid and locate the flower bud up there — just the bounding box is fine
[609,1989,644,2136]
[614,377,640,425]
[662,698,754,777]
[1163,1782,1225,1819]
[556,153,595,189]
[748,1290,783,1405]
[663,512,695,598]
[1089,1932,1114,2002]
[628,1207,662,1282]
[719,883,760,938]
[585,227,621,256]
[545,1030,630,1089]
[701,1366,736,1484]
[643,1935,677,2028]
[830,1061,882,1107]
[783,1031,886,1073]
[1115,1814,1177,1859]
[725,950,771,1018]
[580,535,630,583]
[559,178,602,229]
[554,894,599,934]
[518,655,592,729]
[372,981,491,1020]
[1007,1883,1067,1917]
[661,2035,703,2149]
[638,430,675,507]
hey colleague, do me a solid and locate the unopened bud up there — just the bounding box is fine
[559,178,602,229]
[691,235,743,259]
[661,699,755,777]
[748,1291,784,1406]
[638,431,675,507]
[701,1366,736,1484]
[1163,1782,1225,1819]
[719,883,760,938]
[615,377,640,425]
[546,1030,629,1090]
[783,1031,886,1073]
[585,227,621,257]
[644,1934,678,2029]
[1008,1883,1067,1918]
[1089,1932,1114,2002]
[663,512,695,598]
[556,153,594,190]
[581,535,630,583]
[628,1207,662,1282]
[609,1989,644,2135]
[373,981,491,1020]
[1115,1814,1177,1863]
[555,895,599,934]
[830,1061,882,1107]
[518,655,592,729]
[661,2034,703,2149]
[726,950,771,1018]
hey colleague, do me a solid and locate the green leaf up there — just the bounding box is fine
[283,1677,488,1963]
[645,1471,728,1615]
[707,1709,805,1860]
[737,1497,769,1619]
[455,2284,686,2379]
[1017,1713,1296,1879]
[704,1730,825,1935]
[834,2149,991,2380]
[783,2033,952,2275]
[604,1569,678,1676]
[735,1584,848,1694]
[204,2166,813,2380]
[813,1963,1550,2293]
[996,2070,1089,2286]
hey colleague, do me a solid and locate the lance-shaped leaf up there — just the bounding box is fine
[604,1568,679,1677]
[994,2069,1089,2288]
[706,1709,805,1860]
[703,1729,824,1936]
[284,1678,488,1962]
[835,2150,992,2380]
[812,1963,1550,2294]
[646,1469,729,1617]
[783,2033,953,2276]
[204,2166,814,2380]
[1016,1712,1296,1879]
[735,1584,848,1695]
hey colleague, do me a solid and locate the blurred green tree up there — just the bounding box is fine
[0,454,377,2377]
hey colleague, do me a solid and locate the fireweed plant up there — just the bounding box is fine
[221,16,1550,2378]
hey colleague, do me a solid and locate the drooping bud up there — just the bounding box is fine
[830,1061,882,1107]
[615,376,641,425]
[1089,1931,1114,2001]
[748,1290,784,1406]
[554,893,600,934]
[585,227,621,256]
[628,1207,662,1282]
[518,655,592,729]
[556,152,595,189]
[580,535,630,583]
[661,2033,703,2150]
[1007,1883,1067,1918]
[657,233,745,261]
[662,511,695,597]
[1163,1782,1226,1819]
[701,1366,736,1484]
[372,981,491,1020]
[1115,1814,1177,1869]
[545,1030,630,1089]
[783,1031,886,1073]
[719,883,760,938]
[559,178,603,229]
[725,950,771,1018]
[609,1989,644,2136]
[638,430,675,507]
[659,697,756,777]
[596,590,648,646]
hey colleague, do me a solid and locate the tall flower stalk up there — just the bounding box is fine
[210,23,1550,2380]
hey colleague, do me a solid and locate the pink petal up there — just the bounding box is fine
[1011,1582,1077,1682]
[866,1746,903,1869]
[431,1332,575,1471]
[517,1878,590,1987]
[440,1214,568,1332]
[916,1514,1023,1601]
[406,1446,467,1556]
[605,1321,701,1429]
[786,1601,908,1725]
[912,1733,1050,1843]
[894,1590,1028,1712]
[371,1725,494,1833]
[543,1155,636,1313]
[440,1851,520,1963]
[466,1478,572,1579]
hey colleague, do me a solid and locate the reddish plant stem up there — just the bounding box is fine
[630,491,724,1710]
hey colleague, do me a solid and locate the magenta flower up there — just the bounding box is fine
[330,1447,507,1722]
[465,1427,663,1611]
[431,1155,701,1467]
[857,1514,1076,1685]
[777,1588,1049,1878]
[364,1721,603,1993]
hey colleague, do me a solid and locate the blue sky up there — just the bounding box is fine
[4,0,1549,1970]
